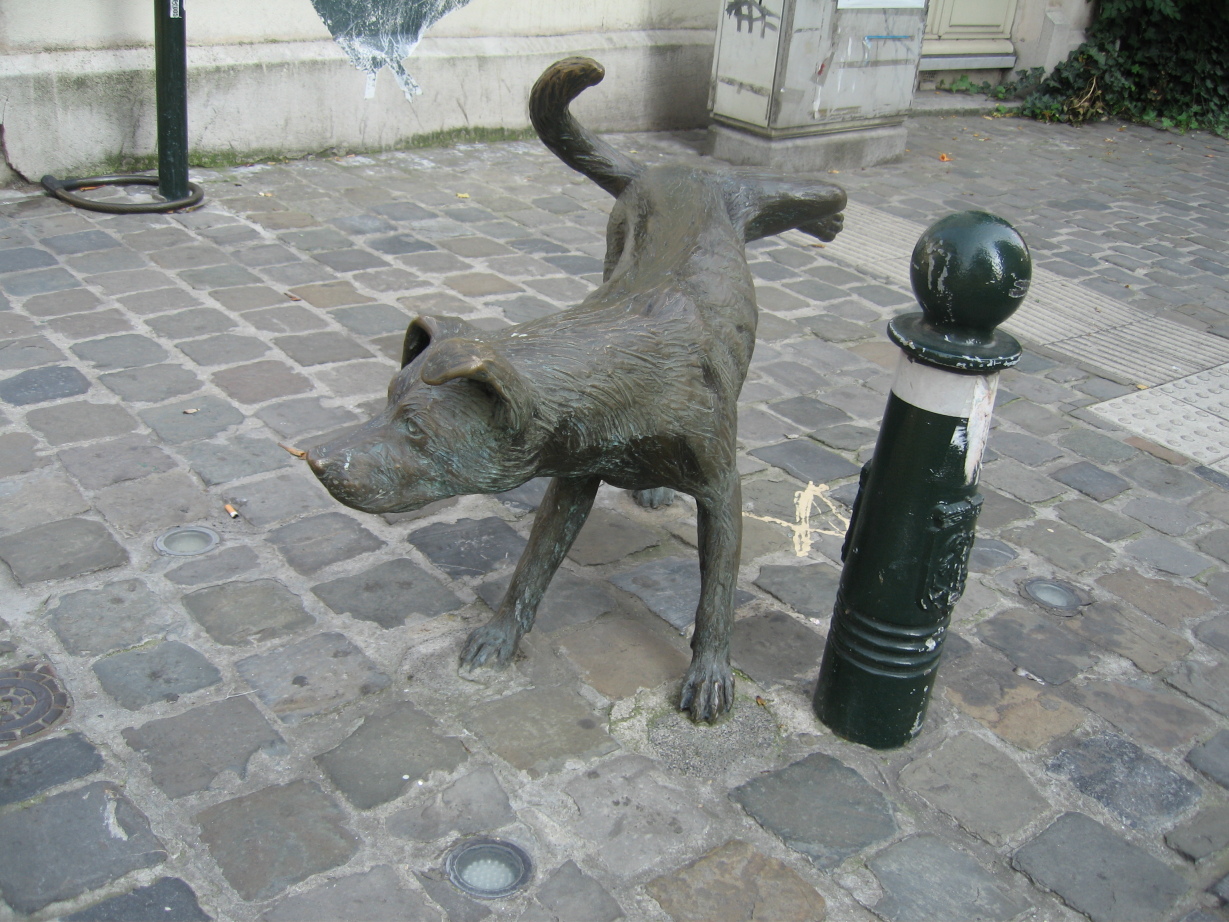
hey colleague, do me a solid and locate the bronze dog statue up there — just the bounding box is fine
[305,57,846,720]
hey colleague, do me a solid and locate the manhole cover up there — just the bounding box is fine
[1,662,71,747]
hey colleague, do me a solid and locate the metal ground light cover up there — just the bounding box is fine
[813,211,1030,749]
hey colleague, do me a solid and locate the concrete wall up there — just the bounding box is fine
[1011,0,1096,75]
[0,0,720,181]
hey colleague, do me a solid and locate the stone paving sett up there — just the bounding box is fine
[265,510,384,575]
[1071,679,1213,751]
[558,613,691,700]
[941,647,1085,750]
[386,764,516,842]
[259,865,437,922]
[165,544,261,586]
[316,700,469,809]
[563,754,719,877]
[61,877,211,922]
[1013,812,1187,922]
[1097,568,1216,628]
[1047,732,1202,832]
[236,631,390,724]
[464,686,619,778]
[313,557,464,628]
[1165,804,1229,863]
[0,516,127,584]
[476,567,618,633]
[1187,730,1229,790]
[122,696,284,798]
[0,732,102,805]
[976,607,1099,685]
[730,751,896,869]
[611,555,754,633]
[869,834,1030,922]
[0,781,166,914]
[48,577,172,655]
[184,578,315,645]
[195,780,359,901]
[898,733,1048,846]
[93,640,222,710]
[647,839,826,922]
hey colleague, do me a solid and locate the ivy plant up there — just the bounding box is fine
[1015,0,1229,136]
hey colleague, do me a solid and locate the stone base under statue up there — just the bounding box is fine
[709,122,908,173]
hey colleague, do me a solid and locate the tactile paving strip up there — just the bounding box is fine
[815,201,1229,385]
[1090,365,1229,472]
[801,201,1229,467]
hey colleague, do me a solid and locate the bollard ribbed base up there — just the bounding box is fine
[813,595,948,749]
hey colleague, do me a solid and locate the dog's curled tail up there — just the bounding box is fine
[530,57,643,198]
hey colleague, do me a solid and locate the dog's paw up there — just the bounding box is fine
[679,658,735,723]
[460,622,519,670]
[633,487,676,509]
[801,213,844,243]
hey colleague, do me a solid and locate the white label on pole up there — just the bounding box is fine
[891,357,994,418]
[836,0,925,7]
[170,0,182,18]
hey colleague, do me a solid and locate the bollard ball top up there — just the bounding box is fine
[910,211,1031,335]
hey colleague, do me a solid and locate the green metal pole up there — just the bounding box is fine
[813,211,1031,749]
[154,0,189,201]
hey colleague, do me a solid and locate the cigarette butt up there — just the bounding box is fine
[285,293,302,301]
[224,503,239,518]
[278,443,308,459]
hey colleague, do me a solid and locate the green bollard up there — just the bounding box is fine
[812,211,1030,749]
[154,0,190,202]
[41,0,203,213]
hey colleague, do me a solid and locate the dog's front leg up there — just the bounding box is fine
[460,475,601,669]
[680,476,741,721]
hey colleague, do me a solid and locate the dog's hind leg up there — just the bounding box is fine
[680,474,741,721]
[460,475,601,669]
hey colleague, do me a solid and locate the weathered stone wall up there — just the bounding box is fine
[0,0,720,180]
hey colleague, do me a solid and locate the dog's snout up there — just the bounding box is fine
[304,447,335,481]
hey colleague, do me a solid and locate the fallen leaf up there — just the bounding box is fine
[756,696,768,707]
[828,169,840,174]
[939,153,952,162]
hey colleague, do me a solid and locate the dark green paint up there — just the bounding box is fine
[154,0,189,201]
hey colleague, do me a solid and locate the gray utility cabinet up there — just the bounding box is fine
[710,0,925,170]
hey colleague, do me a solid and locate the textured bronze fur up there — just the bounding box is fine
[307,57,845,720]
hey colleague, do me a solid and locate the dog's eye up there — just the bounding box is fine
[399,414,425,441]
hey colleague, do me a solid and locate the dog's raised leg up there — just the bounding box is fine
[461,474,601,668]
[680,475,742,721]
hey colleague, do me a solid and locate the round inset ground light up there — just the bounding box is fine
[445,838,533,899]
[1,662,71,746]
[1021,577,1083,613]
[155,525,220,557]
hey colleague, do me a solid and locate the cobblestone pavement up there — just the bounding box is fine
[1,104,1227,922]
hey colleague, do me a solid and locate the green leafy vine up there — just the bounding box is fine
[1015,0,1229,136]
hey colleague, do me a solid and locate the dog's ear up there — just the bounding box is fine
[402,315,482,368]
[419,338,534,431]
